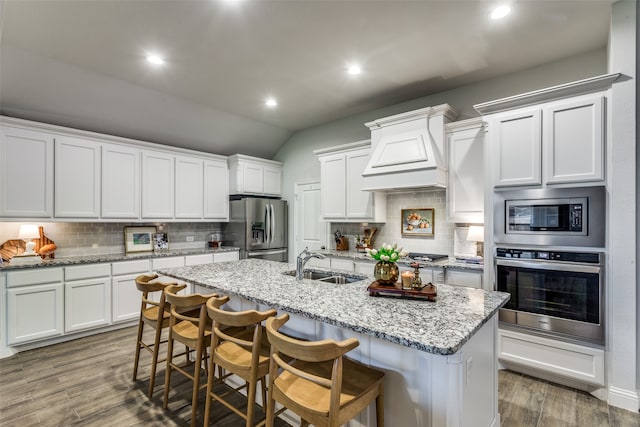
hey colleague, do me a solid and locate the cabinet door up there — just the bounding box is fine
[54,136,101,218]
[0,126,54,217]
[544,96,604,184]
[7,283,64,344]
[320,154,346,219]
[243,162,264,194]
[112,273,144,323]
[65,277,111,332]
[102,144,140,218]
[141,150,174,218]
[354,260,374,275]
[493,109,542,187]
[204,159,229,220]
[345,149,373,218]
[448,125,484,223]
[264,165,282,196]
[175,155,203,219]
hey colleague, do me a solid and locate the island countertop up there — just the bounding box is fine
[159,258,509,355]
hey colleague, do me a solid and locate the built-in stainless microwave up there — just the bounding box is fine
[494,186,605,247]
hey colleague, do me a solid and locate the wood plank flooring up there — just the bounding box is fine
[1,327,639,426]
[499,370,640,427]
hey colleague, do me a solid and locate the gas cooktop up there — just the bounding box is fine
[406,252,449,262]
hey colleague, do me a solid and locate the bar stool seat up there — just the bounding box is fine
[265,314,385,427]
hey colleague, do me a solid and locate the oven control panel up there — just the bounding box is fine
[496,248,601,264]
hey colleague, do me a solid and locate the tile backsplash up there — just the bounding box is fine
[330,189,456,256]
[0,222,222,258]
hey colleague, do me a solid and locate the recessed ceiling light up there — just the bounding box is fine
[146,54,165,65]
[490,5,511,20]
[347,65,362,75]
[265,98,278,108]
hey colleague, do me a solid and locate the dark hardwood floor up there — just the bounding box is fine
[1,326,639,426]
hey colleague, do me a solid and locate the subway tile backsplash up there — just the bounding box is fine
[0,222,222,258]
[330,189,455,256]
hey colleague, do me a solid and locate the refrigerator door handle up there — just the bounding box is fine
[270,203,275,244]
[264,204,270,244]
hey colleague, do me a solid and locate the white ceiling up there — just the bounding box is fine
[0,0,613,158]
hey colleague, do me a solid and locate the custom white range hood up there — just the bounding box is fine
[362,104,458,191]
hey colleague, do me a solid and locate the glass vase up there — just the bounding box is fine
[374,261,399,285]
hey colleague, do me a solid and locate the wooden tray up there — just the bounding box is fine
[367,281,437,301]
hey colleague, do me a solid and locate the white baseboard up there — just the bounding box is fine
[608,386,640,413]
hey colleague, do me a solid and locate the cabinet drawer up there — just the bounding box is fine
[446,269,483,288]
[152,257,185,270]
[213,251,239,263]
[185,254,213,266]
[111,259,150,276]
[7,268,64,288]
[65,263,111,281]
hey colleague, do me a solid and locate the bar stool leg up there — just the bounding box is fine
[190,343,204,427]
[163,330,175,409]
[132,312,145,381]
[376,383,385,427]
[148,319,164,397]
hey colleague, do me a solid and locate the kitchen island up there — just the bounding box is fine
[159,259,509,427]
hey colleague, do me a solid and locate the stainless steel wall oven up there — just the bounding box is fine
[496,248,604,344]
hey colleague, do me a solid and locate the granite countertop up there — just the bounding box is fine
[0,246,240,271]
[317,249,484,271]
[159,259,508,355]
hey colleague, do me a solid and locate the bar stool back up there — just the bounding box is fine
[265,314,385,427]
[204,295,277,427]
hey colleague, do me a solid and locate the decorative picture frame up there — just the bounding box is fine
[124,226,157,254]
[401,208,435,237]
[153,232,169,252]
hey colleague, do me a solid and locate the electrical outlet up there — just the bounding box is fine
[186,235,195,242]
[466,357,473,385]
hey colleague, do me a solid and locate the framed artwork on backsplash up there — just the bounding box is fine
[401,208,434,237]
[124,226,157,254]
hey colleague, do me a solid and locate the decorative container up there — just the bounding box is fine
[374,261,399,285]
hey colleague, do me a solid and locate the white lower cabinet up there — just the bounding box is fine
[330,258,355,272]
[445,269,483,289]
[499,328,604,386]
[111,259,150,323]
[185,253,213,266]
[7,268,64,345]
[64,264,111,333]
[354,260,374,275]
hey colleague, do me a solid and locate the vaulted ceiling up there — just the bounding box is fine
[0,0,614,158]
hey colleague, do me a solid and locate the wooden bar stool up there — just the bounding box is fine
[132,274,186,397]
[163,284,218,427]
[203,295,277,427]
[265,314,385,427]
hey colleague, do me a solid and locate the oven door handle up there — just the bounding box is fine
[495,259,602,274]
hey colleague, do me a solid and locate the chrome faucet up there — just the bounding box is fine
[296,247,326,280]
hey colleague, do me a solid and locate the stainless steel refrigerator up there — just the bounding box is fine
[223,197,288,261]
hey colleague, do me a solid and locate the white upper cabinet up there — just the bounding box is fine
[175,155,204,219]
[315,141,386,222]
[54,136,101,218]
[491,109,542,187]
[474,74,618,189]
[141,150,175,219]
[228,154,283,197]
[102,143,140,219]
[446,118,485,223]
[204,158,230,220]
[543,95,604,184]
[0,126,54,218]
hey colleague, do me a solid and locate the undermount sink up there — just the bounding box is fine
[283,270,367,284]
